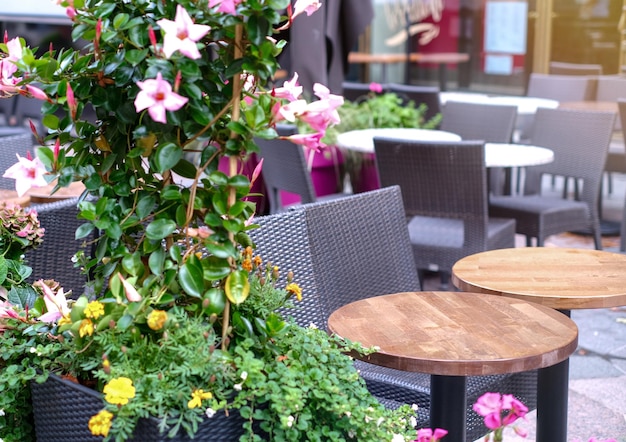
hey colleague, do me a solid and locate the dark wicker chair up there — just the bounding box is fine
[254,128,346,214]
[24,197,94,298]
[373,139,516,287]
[387,83,441,123]
[526,73,596,102]
[0,131,36,190]
[440,101,518,195]
[548,61,603,76]
[249,187,536,440]
[489,108,616,249]
[341,81,385,102]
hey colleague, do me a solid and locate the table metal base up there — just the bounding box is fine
[430,375,467,441]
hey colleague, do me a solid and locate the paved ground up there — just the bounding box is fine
[426,173,626,441]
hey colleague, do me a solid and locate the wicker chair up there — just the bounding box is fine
[489,108,616,249]
[548,61,603,76]
[526,73,596,102]
[249,186,537,440]
[341,81,384,102]
[374,139,516,288]
[254,132,346,214]
[617,100,626,252]
[440,101,518,195]
[24,198,94,298]
[0,131,36,190]
[387,83,441,123]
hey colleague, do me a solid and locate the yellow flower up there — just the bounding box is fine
[242,258,252,272]
[88,410,113,437]
[147,309,167,330]
[79,318,94,337]
[286,283,302,301]
[57,314,72,326]
[188,389,213,409]
[84,301,105,319]
[103,377,136,405]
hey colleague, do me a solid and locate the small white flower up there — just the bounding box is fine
[391,434,406,442]
[411,403,419,411]
[0,408,5,416]
[205,408,216,418]
[409,416,417,428]
[348,429,356,438]
[30,347,37,353]
[376,417,384,427]
[287,415,295,427]
[308,322,318,329]
[240,371,248,381]
[344,411,351,418]
[364,415,373,423]
[233,383,242,391]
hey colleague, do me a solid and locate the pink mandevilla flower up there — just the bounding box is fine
[3,153,48,197]
[273,73,303,102]
[287,132,325,151]
[117,274,142,302]
[0,300,20,321]
[157,4,210,59]
[208,0,244,15]
[134,72,188,124]
[37,282,70,323]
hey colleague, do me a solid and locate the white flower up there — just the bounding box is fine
[30,347,37,353]
[233,383,242,391]
[205,408,216,418]
[287,415,294,427]
[377,417,384,427]
[308,322,318,329]
[411,403,419,411]
[391,434,406,442]
[0,408,5,416]
[240,371,248,381]
[409,416,417,428]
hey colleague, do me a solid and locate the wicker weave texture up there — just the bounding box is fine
[31,374,248,441]
[527,73,596,101]
[387,83,441,122]
[490,107,615,247]
[440,101,517,144]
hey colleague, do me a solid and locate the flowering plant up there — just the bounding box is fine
[0,0,422,441]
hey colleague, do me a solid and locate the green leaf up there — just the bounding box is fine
[178,256,204,298]
[154,142,183,174]
[75,223,95,240]
[225,270,250,305]
[145,219,176,241]
[148,248,165,275]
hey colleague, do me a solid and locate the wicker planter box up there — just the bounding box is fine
[30,374,248,441]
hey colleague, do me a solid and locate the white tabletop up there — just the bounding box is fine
[439,91,491,105]
[485,143,554,168]
[336,128,462,154]
[487,96,559,115]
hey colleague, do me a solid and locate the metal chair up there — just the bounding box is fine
[387,83,441,123]
[373,139,516,288]
[440,101,518,195]
[25,197,94,298]
[249,186,536,440]
[0,131,36,190]
[489,108,616,249]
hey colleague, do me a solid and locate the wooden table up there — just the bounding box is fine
[0,189,30,206]
[451,247,626,442]
[348,52,469,90]
[0,181,85,207]
[328,291,578,442]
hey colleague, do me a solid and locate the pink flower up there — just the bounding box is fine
[117,274,142,302]
[415,428,448,442]
[134,72,188,124]
[292,0,322,20]
[23,84,49,101]
[287,132,325,151]
[250,158,263,187]
[66,82,77,120]
[157,5,210,59]
[273,73,303,102]
[0,300,20,321]
[37,282,70,323]
[1,37,23,79]
[473,392,528,433]
[369,82,383,93]
[3,153,48,196]
[208,0,244,15]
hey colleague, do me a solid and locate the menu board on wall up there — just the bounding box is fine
[484,1,528,55]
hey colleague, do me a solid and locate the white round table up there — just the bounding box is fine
[336,128,462,154]
[487,96,559,115]
[439,91,491,106]
[485,143,554,168]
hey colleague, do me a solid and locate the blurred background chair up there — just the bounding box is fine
[526,73,596,102]
[439,101,518,195]
[341,81,383,102]
[548,61,603,76]
[25,197,95,298]
[255,126,347,214]
[387,83,441,123]
[489,108,615,249]
[374,139,516,288]
[249,186,537,440]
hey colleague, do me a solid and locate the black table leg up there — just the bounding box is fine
[430,375,467,441]
[536,358,570,442]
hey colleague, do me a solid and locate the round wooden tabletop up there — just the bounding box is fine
[327,291,578,377]
[0,189,30,206]
[452,247,626,309]
[558,101,618,113]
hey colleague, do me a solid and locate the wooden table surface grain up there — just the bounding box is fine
[452,247,626,310]
[327,291,578,377]
[0,189,30,206]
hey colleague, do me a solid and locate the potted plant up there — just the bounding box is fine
[0,0,419,441]
[326,83,442,192]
